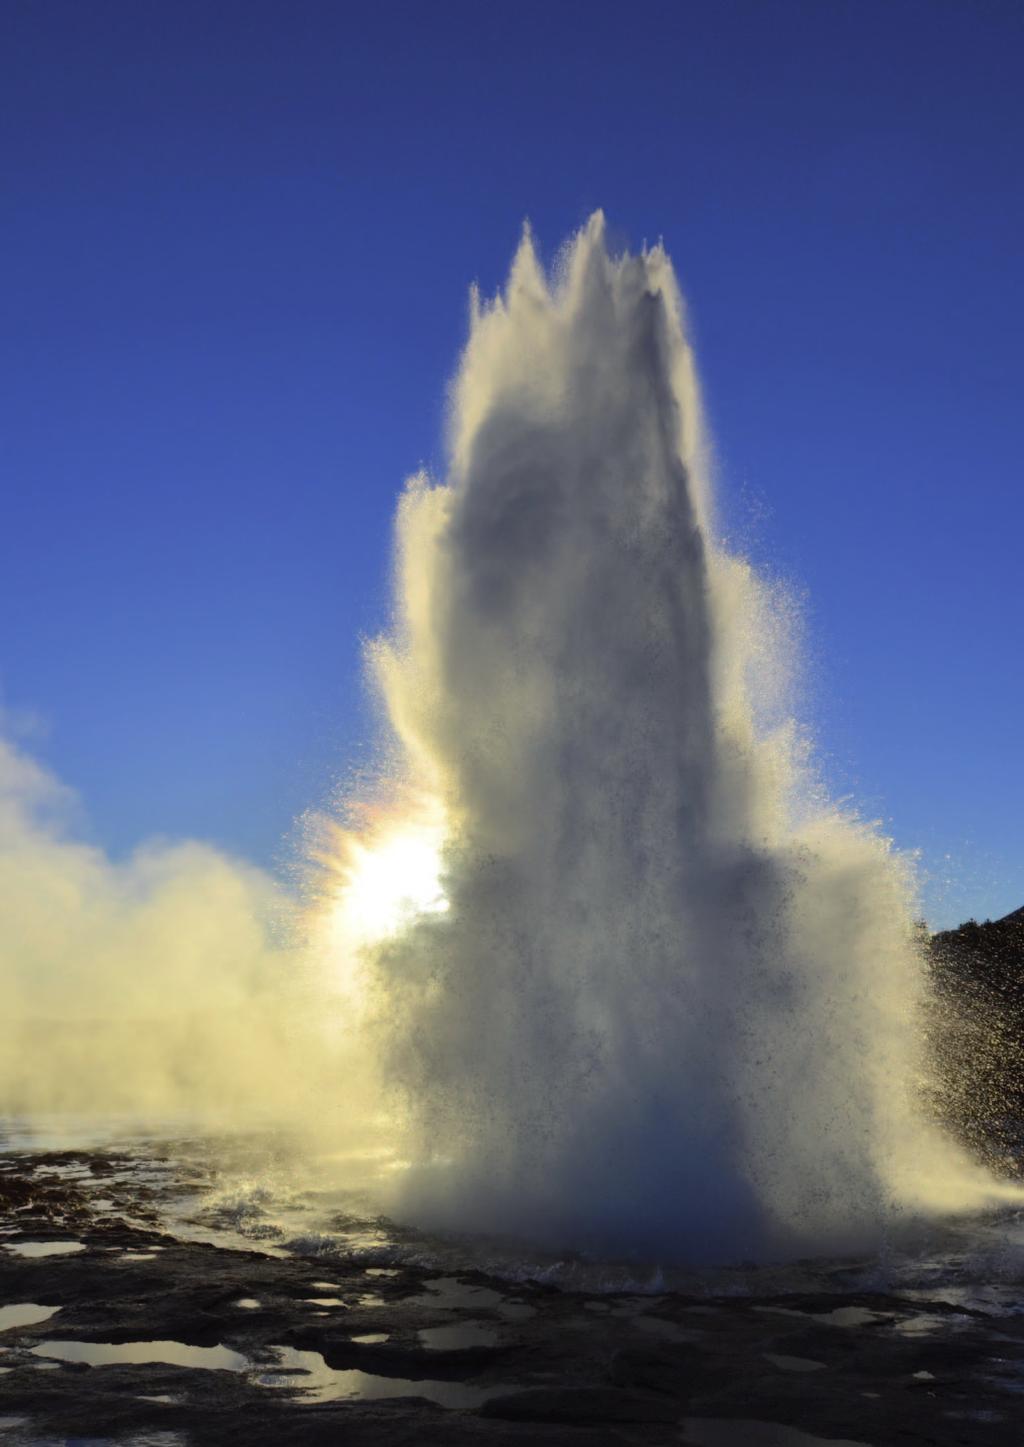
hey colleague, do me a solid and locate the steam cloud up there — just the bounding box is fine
[0,732,327,1123]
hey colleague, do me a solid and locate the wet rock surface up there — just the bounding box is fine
[2,1147,1024,1445]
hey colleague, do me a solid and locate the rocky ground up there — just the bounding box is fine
[2,1146,1024,1446]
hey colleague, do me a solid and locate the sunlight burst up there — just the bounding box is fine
[339,822,450,943]
[305,803,450,1022]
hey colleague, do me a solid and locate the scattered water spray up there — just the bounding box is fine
[340,214,1015,1262]
[2,214,1015,1265]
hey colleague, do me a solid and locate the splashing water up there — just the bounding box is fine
[324,214,1016,1264]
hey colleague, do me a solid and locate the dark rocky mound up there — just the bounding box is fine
[926,906,1024,1169]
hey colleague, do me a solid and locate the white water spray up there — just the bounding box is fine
[358,215,1010,1262]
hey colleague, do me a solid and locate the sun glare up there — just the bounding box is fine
[309,802,451,988]
[341,823,450,943]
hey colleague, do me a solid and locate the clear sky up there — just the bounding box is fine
[2,0,1021,928]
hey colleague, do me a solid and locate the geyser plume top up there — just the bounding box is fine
[450,214,711,528]
[332,214,1016,1263]
[375,214,721,837]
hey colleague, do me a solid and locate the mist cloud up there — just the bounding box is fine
[0,734,325,1122]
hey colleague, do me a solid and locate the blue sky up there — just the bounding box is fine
[2,0,1020,927]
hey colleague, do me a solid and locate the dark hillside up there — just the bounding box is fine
[926,907,1024,1170]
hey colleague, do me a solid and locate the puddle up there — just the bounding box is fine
[753,1304,889,1328]
[137,1395,179,1404]
[414,1277,504,1310]
[763,1353,827,1373]
[418,1322,499,1350]
[4,1241,85,1258]
[498,1301,536,1322]
[683,1422,871,1446]
[256,1344,509,1408]
[365,1268,399,1278]
[633,1316,691,1341]
[894,1313,962,1337]
[54,1436,186,1447]
[31,1339,249,1371]
[0,1304,61,1332]
[304,1297,346,1307]
[121,1252,157,1262]
[611,1297,660,1315]
[234,1299,261,1310]
[818,1306,888,1327]
[25,1335,510,1410]
[411,1275,533,1321]
[311,1280,341,1291]
[352,1333,389,1345]
[913,1369,936,1380]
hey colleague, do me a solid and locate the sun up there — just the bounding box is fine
[339,821,450,944]
[306,800,451,1012]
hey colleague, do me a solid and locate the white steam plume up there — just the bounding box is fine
[0,733,329,1123]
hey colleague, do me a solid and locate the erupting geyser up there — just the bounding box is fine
[328,214,1012,1263]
